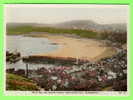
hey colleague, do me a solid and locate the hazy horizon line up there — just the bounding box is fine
[6,19,127,25]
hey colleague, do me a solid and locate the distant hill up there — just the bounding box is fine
[53,20,127,33]
[6,20,127,33]
[6,20,127,44]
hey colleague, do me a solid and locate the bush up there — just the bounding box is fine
[6,73,40,91]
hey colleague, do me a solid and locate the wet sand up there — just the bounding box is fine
[29,34,117,62]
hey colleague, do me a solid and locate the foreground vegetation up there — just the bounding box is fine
[6,73,40,91]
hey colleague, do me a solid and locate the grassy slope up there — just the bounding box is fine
[6,25,99,39]
[6,73,40,91]
[6,25,127,44]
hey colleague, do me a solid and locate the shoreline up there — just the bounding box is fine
[23,33,117,62]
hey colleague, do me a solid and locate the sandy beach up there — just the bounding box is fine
[28,33,117,62]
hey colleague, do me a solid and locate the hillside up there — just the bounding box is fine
[6,73,40,91]
[7,20,127,33]
[6,20,127,44]
[53,20,127,33]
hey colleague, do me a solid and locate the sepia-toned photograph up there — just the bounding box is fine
[5,4,128,95]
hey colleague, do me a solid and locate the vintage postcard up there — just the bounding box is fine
[4,4,129,96]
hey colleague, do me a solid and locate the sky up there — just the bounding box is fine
[5,4,129,24]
